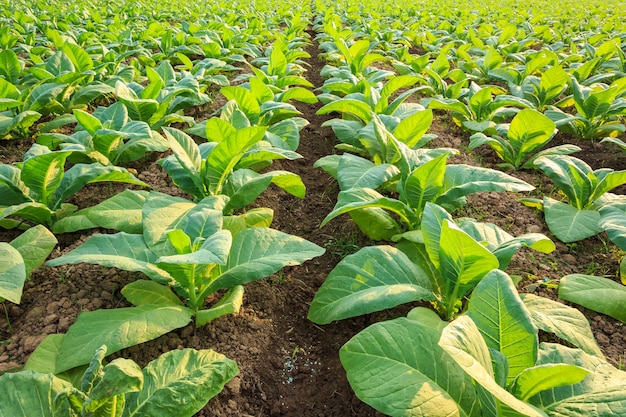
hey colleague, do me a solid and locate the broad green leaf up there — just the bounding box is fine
[53,189,148,234]
[393,109,433,148]
[11,224,56,278]
[196,285,244,326]
[90,358,143,401]
[439,222,499,309]
[0,371,73,417]
[0,49,21,83]
[122,280,183,307]
[457,219,555,269]
[599,202,626,250]
[21,147,73,205]
[24,334,66,375]
[61,42,94,72]
[46,233,172,284]
[321,188,417,228]
[510,364,589,401]
[558,274,626,322]
[543,197,603,242]
[53,163,148,209]
[403,153,447,215]
[317,99,372,123]
[521,293,604,358]
[438,164,534,207]
[162,126,201,176]
[308,245,435,324]
[531,343,626,415]
[466,270,538,383]
[0,201,55,226]
[508,109,556,159]
[204,227,324,295]
[204,125,266,194]
[440,315,546,417]
[221,86,260,124]
[0,242,26,304]
[74,109,102,136]
[341,311,478,417]
[204,117,235,143]
[55,305,193,373]
[122,348,238,417]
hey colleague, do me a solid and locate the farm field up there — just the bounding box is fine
[1,0,626,415]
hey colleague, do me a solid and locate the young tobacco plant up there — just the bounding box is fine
[527,154,626,242]
[310,202,551,323]
[37,102,169,165]
[338,270,622,417]
[468,108,580,170]
[46,192,324,373]
[546,76,626,140]
[0,144,148,229]
[319,120,534,240]
[158,125,304,213]
[0,344,238,417]
[427,81,532,133]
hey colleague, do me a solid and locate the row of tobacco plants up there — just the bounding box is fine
[0,0,327,415]
[304,0,626,415]
[1,0,626,415]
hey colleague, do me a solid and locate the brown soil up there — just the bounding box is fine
[1,32,626,417]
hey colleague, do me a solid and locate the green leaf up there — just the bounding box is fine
[507,109,556,163]
[53,189,148,234]
[531,343,626,415]
[558,274,626,322]
[308,246,435,324]
[204,227,324,295]
[61,43,94,72]
[11,224,56,278]
[196,285,244,326]
[393,109,433,148]
[402,153,447,215]
[439,222,499,311]
[53,163,148,209]
[122,348,238,417]
[0,49,22,84]
[340,311,478,417]
[122,280,183,307]
[317,99,373,123]
[521,293,604,358]
[221,86,260,124]
[543,197,603,243]
[55,305,193,373]
[21,147,73,205]
[0,242,26,304]
[0,370,73,417]
[204,125,266,195]
[441,314,547,417]
[74,109,102,136]
[46,233,172,284]
[90,358,143,401]
[466,270,538,383]
[510,364,589,401]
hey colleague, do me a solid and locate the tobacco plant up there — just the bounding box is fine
[468,108,579,170]
[527,154,626,242]
[46,192,324,372]
[0,144,148,229]
[158,126,304,212]
[37,102,169,165]
[0,344,238,417]
[336,270,623,417]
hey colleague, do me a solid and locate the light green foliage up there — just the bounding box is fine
[0,345,238,417]
[533,154,626,242]
[469,108,579,170]
[0,144,148,228]
[37,102,169,165]
[0,225,56,304]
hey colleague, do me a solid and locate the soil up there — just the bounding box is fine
[1,31,626,417]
